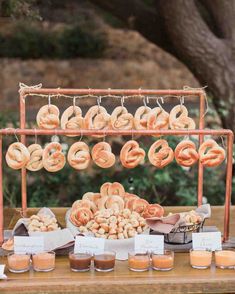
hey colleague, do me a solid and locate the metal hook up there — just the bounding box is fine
[73,97,76,114]
[156,97,164,110]
[143,97,148,109]
[180,96,184,110]
[121,96,125,108]
[14,128,19,142]
[48,95,51,109]
[97,96,102,112]
[79,129,83,142]
[108,88,111,97]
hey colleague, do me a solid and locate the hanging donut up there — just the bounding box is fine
[36,104,60,129]
[26,143,43,171]
[175,140,199,167]
[61,106,83,137]
[111,106,133,130]
[6,142,30,170]
[67,142,91,170]
[199,139,225,167]
[169,105,195,130]
[84,105,110,138]
[148,139,174,168]
[120,140,145,168]
[134,106,151,130]
[42,142,66,172]
[91,142,115,168]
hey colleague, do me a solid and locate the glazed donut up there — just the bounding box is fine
[67,142,91,170]
[134,106,151,130]
[91,142,115,168]
[120,140,145,168]
[42,142,66,172]
[175,140,199,167]
[199,139,225,167]
[61,106,83,137]
[111,106,133,130]
[128,198,149,215]
[148,139,174,168]
[169,105,195,130]
[70,207,93,227]
[105,195,125,211]
[84,105,110,138]
[147,107,169,135]
[142,204,164,218]
[6,142,30,170]
[36,104,60,129]
[26,144,43,171]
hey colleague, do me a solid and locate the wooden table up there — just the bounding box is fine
[1,253,235,294]
[1,206,235,293]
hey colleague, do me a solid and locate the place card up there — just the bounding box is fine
[74,236,105,254]
[0,265,7,280]
[192,232,222,251]
[14,236,44,254]
[134,235,164,254]
[30,228,74,251]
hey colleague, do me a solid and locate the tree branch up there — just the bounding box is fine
[88,0,174,54]
[200,0,235,40]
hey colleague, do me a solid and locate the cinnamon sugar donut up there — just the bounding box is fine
[169,105,195,130]
[148,139,174,168]
[6,142,30,170]
[84,105,110,138]
[120,140,145,168]
[143,204,164,218]
[111,106,133,130]
[199,139,225,167]
[175,140,199,167]
[61,106,83,137]
[91,142,115,168]
[67,142,91,170]
[26,143,43,171]
[134,106,151,130]
[42,142,66,172]
[147,107,169,135]
[36,104,60,129]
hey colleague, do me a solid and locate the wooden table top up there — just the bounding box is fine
[0,253,235,294]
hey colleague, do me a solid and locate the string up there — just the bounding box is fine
[79,129,83,142]
[220,136,226,149]
[14,129,19,142]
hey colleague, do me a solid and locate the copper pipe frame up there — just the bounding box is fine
[0,88,233,245]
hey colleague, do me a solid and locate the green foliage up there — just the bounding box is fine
[0,22,106,59]
[1,0,40,20]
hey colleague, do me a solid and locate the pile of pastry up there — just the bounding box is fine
[27,214,60,232]
[69,182,164,240]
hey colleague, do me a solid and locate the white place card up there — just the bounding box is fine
[134,235,164,254]
[29,228,74,251]
[74,236,105,254]
[0,265,7,279]
[14,236,44,254]
[192,232,222,251]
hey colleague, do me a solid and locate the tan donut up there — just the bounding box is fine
[36,104,60,129]
[42,142,66,172]
[26,144,43,171]
[6,142,30,170]
[143,204,164,218]
[134,106,151,130]
[169,105,195,130]
[120,140,145,168]
[67,142,90,170]
[175,140,199,167]
[148,139,174,168]
[61,106,83,137]
[70,207,93,227]
[91,142,115,168]
[84,105,110,138]
[105,195,125,211]
[199,139,225,167]
[147,107,169,135]
[111,106,133,130]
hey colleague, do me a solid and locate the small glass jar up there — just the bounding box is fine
[128,252,150,272]
[69,252,92,272]
[215,249,235,269]
[32,251,55,272]
[7,253,31,273]
[94,251,116,272]
[190,249,212,269]
[152,250,174,271]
